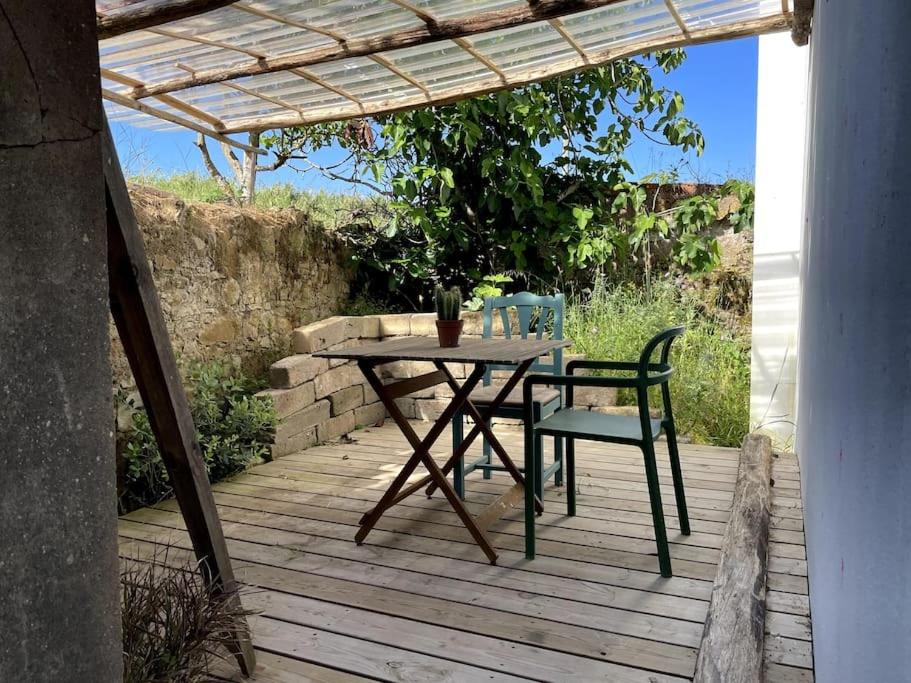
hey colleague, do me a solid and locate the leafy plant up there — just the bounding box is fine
[565,279,750,447]
[284,51,705,300]
[434,285,462,320]
[465,273,513,311]
[121,544,254,683]
[118,361,276,512]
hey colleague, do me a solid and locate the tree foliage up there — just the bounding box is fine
[264,51,754,301]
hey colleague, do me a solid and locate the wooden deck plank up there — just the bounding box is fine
[208,650,370,682]
[120,529,698,678]
[764,452,813,678]
[115,421,812,682]
[120,512,709,648]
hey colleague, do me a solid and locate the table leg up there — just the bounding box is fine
[429,361,544,515]
[354,361,491,549]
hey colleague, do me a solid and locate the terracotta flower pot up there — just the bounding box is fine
[435,319,464,348]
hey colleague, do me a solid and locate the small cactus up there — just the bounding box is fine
[434,285,462,321]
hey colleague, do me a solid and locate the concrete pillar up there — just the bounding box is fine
[750,33,808,449]
[0,2,122,680]
[799,2,911,680]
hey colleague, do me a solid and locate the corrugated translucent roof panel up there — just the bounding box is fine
[98,0,793,139]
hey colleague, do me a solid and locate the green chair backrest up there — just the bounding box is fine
[482,292,564,384]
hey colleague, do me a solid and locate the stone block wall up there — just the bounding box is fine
[263,312,621,459]
[111,185,353,386]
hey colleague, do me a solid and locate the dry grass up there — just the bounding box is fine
[121,545,254,683]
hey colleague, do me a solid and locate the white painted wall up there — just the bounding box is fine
[799,2,911,680]
[750,33,809,449]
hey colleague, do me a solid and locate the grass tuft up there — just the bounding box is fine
[565,278,750,447]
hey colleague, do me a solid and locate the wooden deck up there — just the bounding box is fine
[118,422,813,682]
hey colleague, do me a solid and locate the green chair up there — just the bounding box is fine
[452,292,565,500]
[521,326,690,577]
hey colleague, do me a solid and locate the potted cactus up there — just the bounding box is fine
[434,285,463,347]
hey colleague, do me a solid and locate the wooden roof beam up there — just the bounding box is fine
[131,0,635,98]
[100,68,226,130]
[102,88,266,154]
[97,0,240,39]
[548,18,592,63]
[663,0,691,39]
[386,0,508,83]
[218,14,790,133]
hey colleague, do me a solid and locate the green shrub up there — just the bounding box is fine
[119,361,276,512]
[565,279,750,447]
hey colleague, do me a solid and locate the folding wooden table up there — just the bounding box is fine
[315,336,570,564]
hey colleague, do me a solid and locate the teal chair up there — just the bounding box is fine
[521,326,690,577]
[452,292,565,500]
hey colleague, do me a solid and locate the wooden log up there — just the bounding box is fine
[97,0,240,39]
[693,433,774,683]
[102,120,255,677]
[791,0,814,46]
[131,0,635,98]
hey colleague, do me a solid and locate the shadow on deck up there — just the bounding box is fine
[118,422,812,682]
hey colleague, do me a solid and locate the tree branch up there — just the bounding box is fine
[194,133,239,204]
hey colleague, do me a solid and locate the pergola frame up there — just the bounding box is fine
[98,0,805,145]
[84,0,813,678]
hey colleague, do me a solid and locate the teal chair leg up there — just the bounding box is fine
[664,419,690,535]
[566,437,575,516]
[452,410,465,499]
[554,435,564,487]
[524,423,536,559]
[641,434,672,577]
[482,418,493,479]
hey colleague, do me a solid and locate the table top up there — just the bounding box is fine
[314,336,570,364]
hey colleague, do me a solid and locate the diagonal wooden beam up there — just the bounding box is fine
[102,88,265,154]
[368,54,431,98]
[548,18,591,63]
[386,0,508,84]
[102,119,255,678]
[131,0,634,98]
[97,0,240,39]
[101,68,225,129]
[663,0,691,39]
[146,26,267,58]
[175,62,307,116]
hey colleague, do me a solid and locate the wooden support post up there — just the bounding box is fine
[101,121,255,676]
[693,433,773,682]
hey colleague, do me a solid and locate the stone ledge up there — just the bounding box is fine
[269,354,327,389]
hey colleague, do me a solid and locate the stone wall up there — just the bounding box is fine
[111,186,353,386]
[262,313,620,459]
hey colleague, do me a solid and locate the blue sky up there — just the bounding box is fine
[112,37,758,193]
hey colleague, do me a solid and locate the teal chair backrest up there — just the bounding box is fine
[482,292,564,385]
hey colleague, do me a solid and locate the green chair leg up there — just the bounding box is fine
[566,438,575,516]
[533,405,544,501]
[664,420,690,535]
[452,411,465,499]
[554,435,564,486]
[641,435,672,577]
[524,423,536,559]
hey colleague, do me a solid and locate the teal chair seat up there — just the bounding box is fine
[469,384,561,407]
[522,326,690,578]
[452,291,565,501]
[535,409,662,445]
